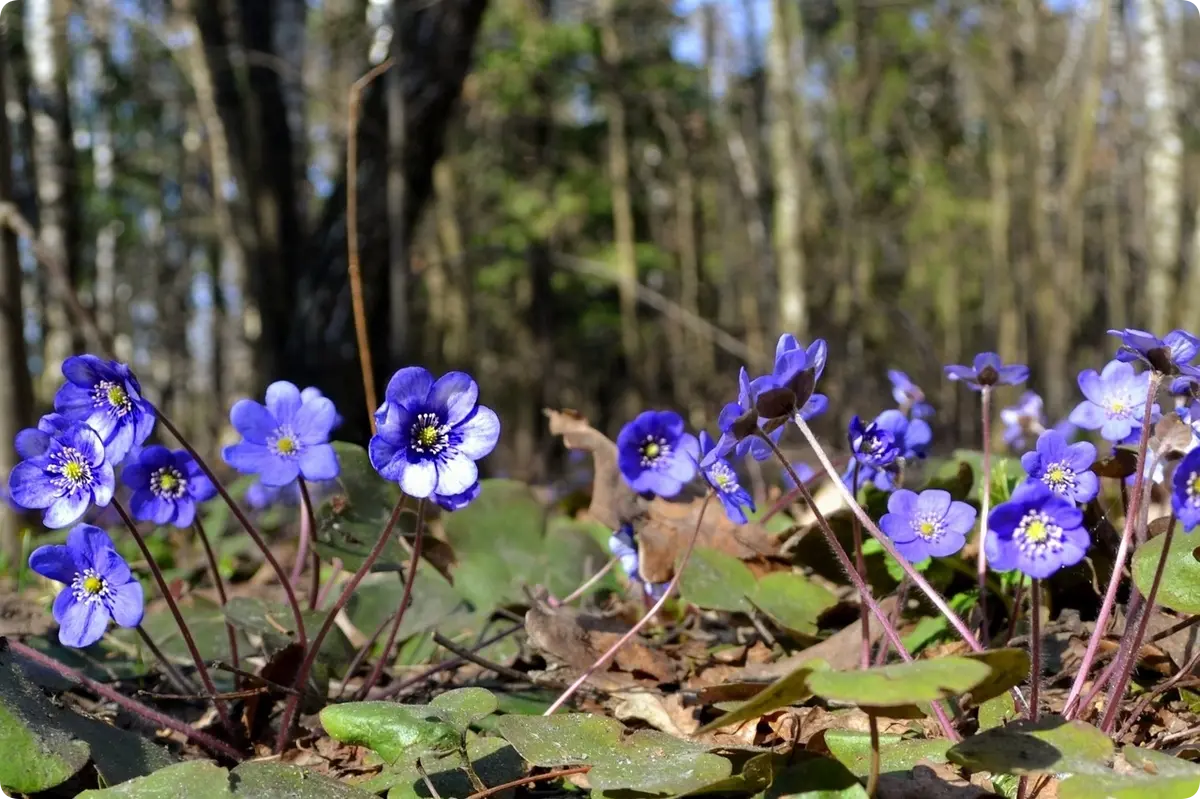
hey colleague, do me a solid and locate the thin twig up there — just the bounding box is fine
[548,557,617,608]
[135,625,197,696]
[346,58,394,432]
[373,623,525,700]
[211,661,302,696]
[464,765,592,799]
[433,632,558,686]
[1117,646,1200,740]
[3,638,243,761]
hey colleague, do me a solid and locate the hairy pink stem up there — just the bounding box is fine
[358,501,428,698]
[3,638,244,761]
[276,497,407,752]
[550,556,618,608]
[1030,580,1041,721]
[291,495,311,589]
[1063,372,1161,718]
[979,386,993,641]
[316,558,343,609]
[850,461,870,669]
[1101,514,1177,732]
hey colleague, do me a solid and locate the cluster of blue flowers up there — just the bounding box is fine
[605,326,1200,591]
[9,356,499,650]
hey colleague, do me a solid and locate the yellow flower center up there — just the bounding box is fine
[417,426,439,449]
[159,473,178,491]
[63,461,85,482]
[644,442,661,458]
[82,575,103,595]
[1048,467,1066,483]
[919,521,935,537]
[1109,400,1125,414]
[276,436,297,454]
[1024,520,1049,543]
[1192,476,1200,496]
[107,384,128,408]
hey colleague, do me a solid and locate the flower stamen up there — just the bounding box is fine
[71,568,111,604]
[409,412,450,455]
[92,379,133,417]
[150,466,188,500]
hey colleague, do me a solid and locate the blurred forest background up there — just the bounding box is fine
[1,0,1199,562]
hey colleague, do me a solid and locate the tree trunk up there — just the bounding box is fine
[0,30,33,566]
[1137,0,1180,332]
[766,0,806,339]
[26,0,83,397]
[387,4,410,363]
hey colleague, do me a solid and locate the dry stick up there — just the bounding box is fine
[193,517,240,680]
[1147,613,1200,645]
[135,625,197,696]
[465,765,592,799]
[359,500,428,698]
[1063,373,1162,718]
[154,408,308,650]
[346,58,394,433]
[850,461,871,669]
[1117,646,1200,741]
[276,497,407,753]
[549,556,618,608]
[432,631,557,686]
[978,386,993,642]
[297,478,321,611]
[543,492,715,716]
[375,623,525,700]
[764,439,961,741]
[1030,580,1042,721]
[790,418,992,661]
[3,638,243,761]
[111,498,239,742]
[1101,514,1178,733]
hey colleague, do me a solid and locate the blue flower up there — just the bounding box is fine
[9,415,115,528]
[1067,360,1160,443]
[301,386,344,430]
[28,524,143,648]
[120,446,216,528]
[888,370,934,419]
[1020,430,1099,505]
[223,381,341,488]
[1109,328,1199,375]
[698,431,755,524]
[756,335,829,421]
[1000,391,1045,450]
[1173,448,1200,531]
[843,410,931,492]
[716,368,783,462]
[369,368,499,500]
[848,415,900,469]
[432,482,481,512]
[608,526,669,599]
[987,481,1090,579]
[944,352,1029,390]
[880,489,976,562]
[616,410,698,498]
[52,355,155,464]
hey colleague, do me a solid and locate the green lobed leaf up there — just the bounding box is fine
[76,761,232,799]
[1058,747,1200,799]
[978,693,1018,731]
[695,660,828,734]
[319,702,462,766]
[223,596,353,667]
[494,713,623,765]
[960,648,1031,707]
[823,730,950,778]
[759,754,870,798]
[372,736,525,799]
[748,572,838,638]
[806,656,993,716]
[679,547,757,612]
[0,647,91,793]
[946,715,1113,776]
[428,687,499,732]
[136,597,246,668]
[228,761,378,797]
[1132,532,1200,615]
[345,568,464,655]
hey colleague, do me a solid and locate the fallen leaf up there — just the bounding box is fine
[524,603,676,685]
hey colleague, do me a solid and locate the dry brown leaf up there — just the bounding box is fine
[611,691,700,736]
[877,763,993,799]
[524,603,677,683]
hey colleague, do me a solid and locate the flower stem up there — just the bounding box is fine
[357,500,427,698]
[1029,580,1041,721]
[789,418,989,658]
[978,386,993,643]
[192,517,240,680]
[1100,514,1177,733]
[111,498,239,743]
[850,461,870,669]
[866,714,881,798]
[135,625,197,696]
[316,558,343,610]
[276,496,408,753]
[543,493,714,717]
[1063,371,1162,718]
[297,478,320,610]
[764,434,961,740]
[2,637,243,761]
[152,406,308,649]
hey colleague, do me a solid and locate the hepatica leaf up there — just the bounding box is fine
[806,656,993,716]
[76,761,233,799]
[78,761,377,798]
[313,442,409,570]
[947,715,1113,776]
[1132,533,1200,614]
[749,571,838,638]
[1058,746,1200,799]
[823,730,951,778]
[695,660,828,734]
[0,647,90,794]
[678,547,757,612]
[428,687,499,732]
[319,702,462,766]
